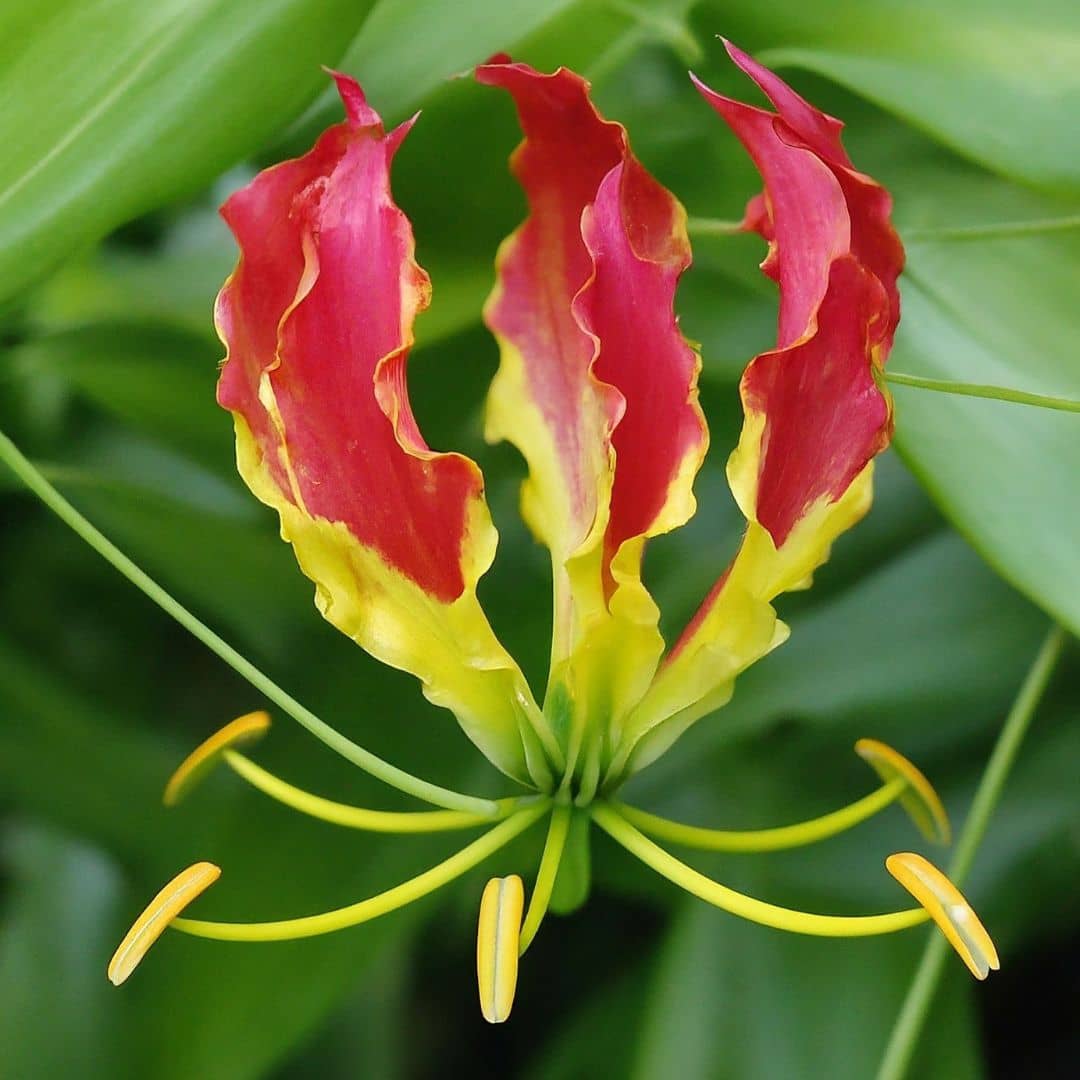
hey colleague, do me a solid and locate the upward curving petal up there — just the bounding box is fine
[722,40,904,349]
[477,59,707,772]
[216,73,546,785]
[476,59,625,575]
[612,49,901,780]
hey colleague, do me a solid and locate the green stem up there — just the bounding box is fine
[614,777,905,853]
[174,801,549,941]
[876,625,1068,1080]
[885,372,1080,414]
[224,752,525,833]
[0,427,500,817]
[592,802,927,936]
[685,216,744,237]
[518,803,572,953]
[904,214,1080,242]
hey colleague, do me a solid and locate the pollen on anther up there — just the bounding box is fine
[476,875,525,1023]
[108,862,221,986]
[163,711,271,806]
[886,852,999,980]
[856,738,951,845]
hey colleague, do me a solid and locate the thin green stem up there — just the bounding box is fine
[591,803,927,937]
[173,801,550,941]
[686,216,744,237]
[224,752,526,833]
[0,427,500,816]
[904,214,1080,242]
[518,803,572,954]
[876,625,1068,1080]
[886,371,1080,414]
[614,777,906,853]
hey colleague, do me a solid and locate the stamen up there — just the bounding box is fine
[223,750,515,832]
[108,862,221,985]
[518,803,572,953]
[886,852,999,980]
[477,875,525,1023]
[856,739,951,844]
[168,802,549,942]
[613,777,906,853]
[163,712,271,806]
[591,804,927,936]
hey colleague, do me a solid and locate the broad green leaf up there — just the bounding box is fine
[11,322,227,472]
[889,172,1080,638]
[0,824,131,1080]
[707,0,1080,192]
[632,901,984,1080]
[0,0,375,302]
[27,202,240,338]
[336,0,581,117]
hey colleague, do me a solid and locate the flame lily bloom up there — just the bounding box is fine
[110,44,998,1019]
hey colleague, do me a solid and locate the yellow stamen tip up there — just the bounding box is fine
[886,852,999,980]
[107,862,221,985]
[476,875,525,1024]
[163,711,271,806]
[855,738,951,845]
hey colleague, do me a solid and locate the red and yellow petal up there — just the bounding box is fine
[617,49,902,775]
[722,40,904,349]
[477,59,625,570]
[216,73,543,784]
[478,59,708,751]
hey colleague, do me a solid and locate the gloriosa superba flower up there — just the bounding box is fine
[110,43,999,1018]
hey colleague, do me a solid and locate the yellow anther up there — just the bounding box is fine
[856,738,951,845]
[476,875,525,1024]
[107,862,220,985]
[886,852,999,980]
[163,711,271,806]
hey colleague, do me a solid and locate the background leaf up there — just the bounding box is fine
[0,0,376,303]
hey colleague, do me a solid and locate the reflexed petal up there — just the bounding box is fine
[216,73,542,783]
[477,59,707,751]
[614,50,901,777]
[477,59,625,571]
[723,40,904,349]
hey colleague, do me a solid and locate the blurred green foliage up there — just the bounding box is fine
[1,1,1077,1078]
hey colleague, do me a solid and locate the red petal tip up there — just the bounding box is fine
[325,69,381,128]
[722,38,753,69]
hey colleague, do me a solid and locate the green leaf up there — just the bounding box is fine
[0,0,375,303]
[707,0,1080,193]
[11,322,227,472]
[631,901,984,1080]
[335,0,581,118]
[889,173,1080,638]
[0,823,131,1080]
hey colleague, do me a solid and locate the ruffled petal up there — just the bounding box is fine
[216,73,544,784]
[615,50,900,777]
[477,60,707,768]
